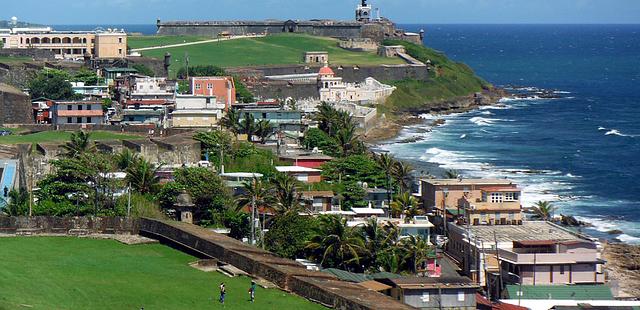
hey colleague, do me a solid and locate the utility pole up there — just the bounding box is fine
[250,178,256,245]
[494,231,504,300]
[127,183,132,217]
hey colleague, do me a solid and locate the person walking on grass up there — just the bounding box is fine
[219,282,226,304]
[248,280,256,303]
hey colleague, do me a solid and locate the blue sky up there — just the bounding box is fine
[4,0,640,25]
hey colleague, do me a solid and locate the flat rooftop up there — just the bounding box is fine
[422,178,516,186]
[466,221,586,244]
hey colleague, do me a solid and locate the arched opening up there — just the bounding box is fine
[82,38,87,44]
[31,37,40,44]
[53,37,62,44]
[42,37,51,44]
[26,38,30,44]
[72,37,82,44]
[62,37,71,44]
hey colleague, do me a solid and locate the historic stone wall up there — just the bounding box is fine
[0,83,34,125]
[0,216,139,234]
[157,21,365,39]
[138,218,414,310]
[0,48,55,60]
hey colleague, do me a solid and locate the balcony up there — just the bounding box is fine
[465,200,521,212]
[498,248,600,265]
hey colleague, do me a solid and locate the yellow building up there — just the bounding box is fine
[0,27,127,60]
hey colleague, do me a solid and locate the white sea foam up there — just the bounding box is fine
[469,117,497,126]
[460,134,467,139]
[597,126,607,131]
[605,129,637,137]
[480,111,494,115]
[553,90,572,94]
[617,234,640,244]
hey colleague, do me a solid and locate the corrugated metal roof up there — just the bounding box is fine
[322,268,369,283]
[505,285,614,300]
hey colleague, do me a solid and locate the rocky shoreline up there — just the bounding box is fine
[603,242,640,298]
[363,87,508,143]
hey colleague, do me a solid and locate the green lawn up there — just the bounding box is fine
[0,56,32,64]
[0,237,325,310]
[0,131,143,145]
[135,34,404,73]
[128,35,212,50]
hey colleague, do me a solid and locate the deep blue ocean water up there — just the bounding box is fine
[54,24,640,242]
[382,24,640,242]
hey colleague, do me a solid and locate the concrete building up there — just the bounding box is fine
[279,153,333,169]
[275,166,322,183]
[447,221,605,292]
[128,77,176,101]
[189,76,236,109]
[301,191,337,213]
[237,105,305,140]
[304,51,328,64]
[380,275,479,310]
[51,101,104,125]
[71,82,109,100]
[318,66,396,104]
[421,178,522,226]
[121,99,172,126]
[0,27,127,60]
[170,95,226,128]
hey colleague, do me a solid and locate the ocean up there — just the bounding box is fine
[54,23,640,242]
[380,24,640,243]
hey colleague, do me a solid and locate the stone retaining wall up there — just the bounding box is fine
[139,218,415,310]
[0,216,139,235]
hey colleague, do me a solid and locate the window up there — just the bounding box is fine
[86,104,92,110]
[67,105,72,110]
[78,105,83,111]
[76,117,82,123]
[207,83,213,89]
[505,192,519,201]
[195,84,202,90]
[67,117,72,123]
[420,292,430,303]
[560,265,565,274]
[490,192,503,203]
[457,291,465,302]
[87,117,92,123]
[118,37,123,44]
[118,48,123,55]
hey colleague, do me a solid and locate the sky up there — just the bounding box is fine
[3,0,640,25]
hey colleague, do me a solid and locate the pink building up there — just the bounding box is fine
[189,77,236,110]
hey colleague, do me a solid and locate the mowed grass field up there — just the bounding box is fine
[0,55,32,64]
[0,237,325,310]
[0,131,143,145]
[127,35,211,50]
[131,34,404,71]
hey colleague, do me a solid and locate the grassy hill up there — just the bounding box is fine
[381,39,492,113]
[0,131,143,145]
[127,35,211,50]
[131,34,404,72]
[0,237,325,310]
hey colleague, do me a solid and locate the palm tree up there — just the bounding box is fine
[240,113,256,142]
[221,108,241,136]
[114,148,139,171]
[399,235,433,274]
[316,102,339,135]
[444,169,460,179]
[375,153,397,207]
[390,192,422,222]
[272,173,301,215]
[236,177,274,212]
[61,130,96,158]
[126,159,162,194]
[335,125,362,157]
[255,120,274,144]
[392,161,414,194]
[532,201,558,221]
[1,189,29,216]
[306,215,367,271]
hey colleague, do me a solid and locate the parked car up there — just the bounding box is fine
[0,130,12,136]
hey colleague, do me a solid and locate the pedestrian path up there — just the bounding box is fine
[131,35,266,52]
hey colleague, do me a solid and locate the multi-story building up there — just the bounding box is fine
[51,101,104,125]
[71,82,109,100]
[421,178,522,226]
[121,99,172,126]
[301,191,337,213]
[236,104,305,140]
[170,94,226,128]
[128,77,176,101]
[189,77,236,109]
[447,221,605,295]
[0,27,127,60]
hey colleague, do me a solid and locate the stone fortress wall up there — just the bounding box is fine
[0,83,34,125]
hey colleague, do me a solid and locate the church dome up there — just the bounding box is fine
[319,66,335,76]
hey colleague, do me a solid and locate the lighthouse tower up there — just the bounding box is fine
[355,0,372,23]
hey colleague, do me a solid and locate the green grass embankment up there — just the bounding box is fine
[0,237,324,309]
[381,40,492,114]
[132,33,404,72]
[0,131,143,145]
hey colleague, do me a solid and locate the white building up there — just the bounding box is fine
[317,66,395,104]
[170,94,226,128]
[129,77,176,101]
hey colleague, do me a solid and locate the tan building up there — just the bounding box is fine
[421,178,522,226]
[0,27,127,60]
[304,51,328,64]
[170,95,225,128]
